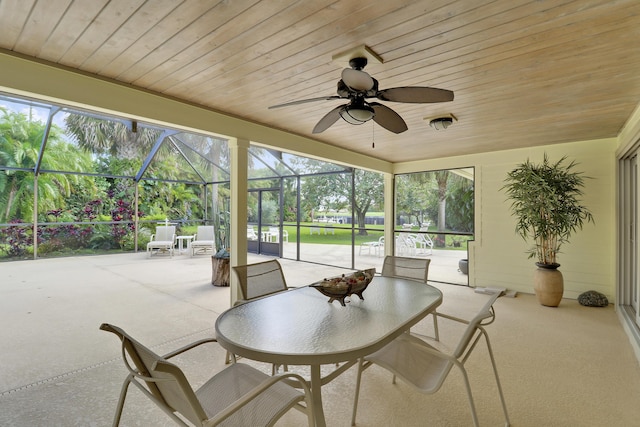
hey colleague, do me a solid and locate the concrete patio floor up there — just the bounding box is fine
[2,249,638,426]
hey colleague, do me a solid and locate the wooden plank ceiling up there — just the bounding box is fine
[1,0,639,163]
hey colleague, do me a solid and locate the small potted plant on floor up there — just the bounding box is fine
[502,154,594,306]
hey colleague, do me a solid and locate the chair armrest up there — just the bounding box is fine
[162,337,218,360]
[208,370,312,426]
[435,308,496,327]
[434,311,470,325]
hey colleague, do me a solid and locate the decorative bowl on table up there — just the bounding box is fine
[310,268,375,306]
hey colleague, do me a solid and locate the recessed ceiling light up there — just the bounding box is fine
[424,113,457,130]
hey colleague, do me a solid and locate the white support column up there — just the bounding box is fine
[229,137,249,306]
[384,172,394,257]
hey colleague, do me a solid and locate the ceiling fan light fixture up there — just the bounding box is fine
[340,105,375,125]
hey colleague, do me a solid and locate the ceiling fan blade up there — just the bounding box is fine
[370,102,408,134]
[376,87,454,103]
[341,68,374,91]
[268,95,342,109]
[312,105,345,133]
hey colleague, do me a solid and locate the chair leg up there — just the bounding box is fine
[271,363,288,375]
[458,364,480,427]
[351,358,365,426]
[433,312,440,341]
[485,334,511,426]
[112,375,132,427]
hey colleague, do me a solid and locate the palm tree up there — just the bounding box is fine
[0,110,90,222]
[64,113,160,162]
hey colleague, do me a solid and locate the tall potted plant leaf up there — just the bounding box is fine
[502,154,594,306]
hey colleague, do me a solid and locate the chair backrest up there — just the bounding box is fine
[381,256,430,283]
[233,259,288,300]
[452,291,502,358]
[155,225,176,242]
[100,323,207,426]
[196,225,214,240]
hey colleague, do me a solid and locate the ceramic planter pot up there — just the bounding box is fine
[458,259,468,275]
[533,263,564,307]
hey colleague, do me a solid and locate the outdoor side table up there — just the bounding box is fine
[176,235,194,255]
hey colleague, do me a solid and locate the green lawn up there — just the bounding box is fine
[276,223,470,250]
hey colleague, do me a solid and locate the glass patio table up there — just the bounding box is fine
[215,276,442,426]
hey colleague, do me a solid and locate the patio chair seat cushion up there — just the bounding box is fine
[191,240,215,247]
[196,363,304,426]
[147,240,174,248]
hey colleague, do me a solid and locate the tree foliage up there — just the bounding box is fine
[0,110,93,222]
[65,113,161,161]
[301,168,383,235]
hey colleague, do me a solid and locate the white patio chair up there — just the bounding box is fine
[381,255,437,339]
[229,259,293,372]
[146,225,176,258]
[190,225,215,257]
[233,259,291,302]
[351,291,510,427]
[381,255,430,282]
[100,323,314,427]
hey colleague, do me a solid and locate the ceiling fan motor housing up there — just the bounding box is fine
[348,57,368,70]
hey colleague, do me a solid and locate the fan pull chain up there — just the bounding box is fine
[372,121,375,149]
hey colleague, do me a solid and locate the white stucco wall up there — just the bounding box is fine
[395,139,617,300]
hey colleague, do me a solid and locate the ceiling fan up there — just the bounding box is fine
[268,57,454,134]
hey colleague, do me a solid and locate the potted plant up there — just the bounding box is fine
[502,154,594,306]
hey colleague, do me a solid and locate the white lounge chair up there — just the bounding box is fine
[146,225,176,258]
[396,232,417,256]
[410,228,433,255]
[190,225,215,256]
[359,236,384,256]
[267,226,288,243]
[247,225,259,240]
